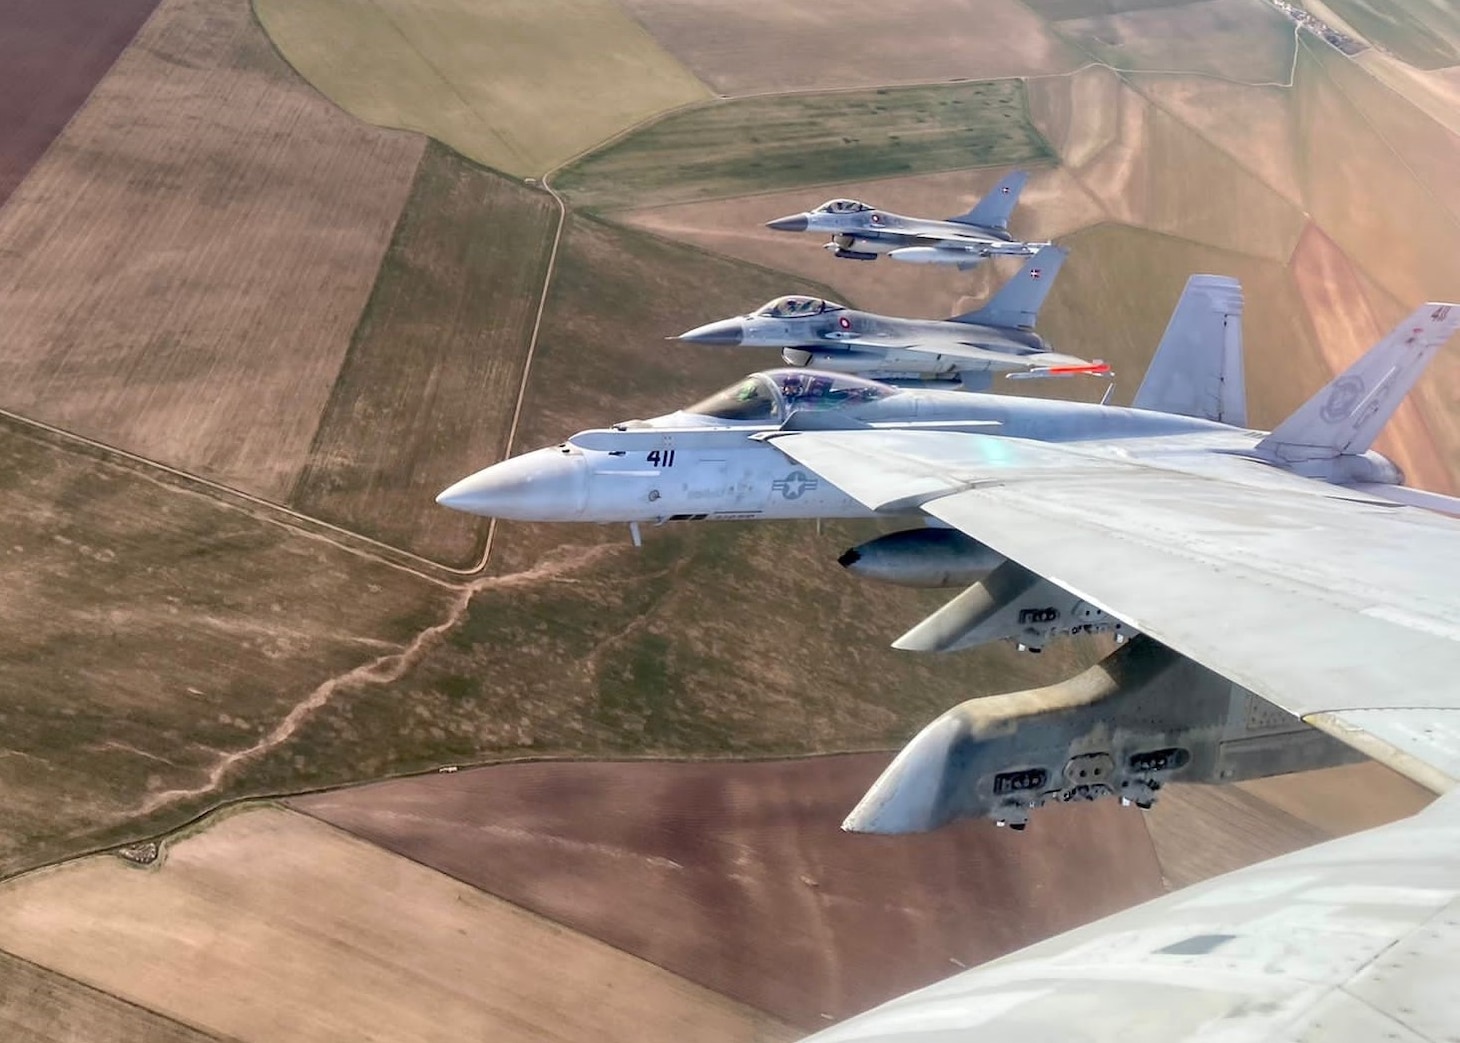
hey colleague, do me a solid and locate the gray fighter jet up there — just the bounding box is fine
[676,246,1106,389]
[766,169,1050,268]
[442,284,1460,1039]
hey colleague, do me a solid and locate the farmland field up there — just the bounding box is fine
[1051,0,1297,84]
[0,419,450,875]
[555,81,1056,212]
[0,807,794,1043]
[0,0,161,207]
[296,755,1165,1029]
[617,0,1080,94]
[255,0,709,176]
[292,145,557,567]
[0,0,423,499]
[1319,0,1460,69]
[0,949,217,1043]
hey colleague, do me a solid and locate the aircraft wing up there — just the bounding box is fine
[760,428,1460,792]
[803,784,1460,1043]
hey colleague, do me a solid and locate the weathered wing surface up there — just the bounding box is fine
[805,786,1460,1043]
[763,429,1460,790]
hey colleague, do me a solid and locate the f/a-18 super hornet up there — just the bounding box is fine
[676,246,1107,389]
[765,169,1050,268]
[442,282,1460,1041]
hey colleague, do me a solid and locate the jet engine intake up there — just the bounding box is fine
[841,636,1364,834]
[839,528,1004,588]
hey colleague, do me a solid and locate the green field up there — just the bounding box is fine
[291,144,557,567]
[0,419,450,875]
[255,0,709,176]
[1022,0,1205,22]
[555,81,1056,211]
[1320,0,1460,69]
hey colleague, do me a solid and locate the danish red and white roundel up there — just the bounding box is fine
[839,316,852,329]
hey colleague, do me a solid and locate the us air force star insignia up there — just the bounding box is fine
[772,471,818,500]
[1321,375,1365,422]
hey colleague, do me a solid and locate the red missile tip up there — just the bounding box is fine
[1044,362,1112,375]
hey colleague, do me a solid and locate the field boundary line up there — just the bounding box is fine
[0,407,467,587]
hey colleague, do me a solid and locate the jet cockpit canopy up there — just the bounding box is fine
[683,369,895,422]
[813,199,873,214]
[752,295,846,319]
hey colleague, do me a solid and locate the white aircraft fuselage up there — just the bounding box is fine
[436,370,1403,524]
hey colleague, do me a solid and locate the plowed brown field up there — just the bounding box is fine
[0,0,161,207]
[294,755,1166,1029]
[0,0,423,499]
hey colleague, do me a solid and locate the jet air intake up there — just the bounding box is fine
[839,529,1004,588]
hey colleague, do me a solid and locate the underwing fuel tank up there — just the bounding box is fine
[838,528,1004,588]
[843,636,1365,833]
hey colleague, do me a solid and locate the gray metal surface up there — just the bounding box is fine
[802,791,1460,1043]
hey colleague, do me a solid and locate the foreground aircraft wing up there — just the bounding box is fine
[761,426,1460,791]
[804,785,1460,1043]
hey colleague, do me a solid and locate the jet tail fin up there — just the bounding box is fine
[949,246,1067,331]
[1131,275,1246,426]
[1256,303,1460,462]
[946,170,1029,230]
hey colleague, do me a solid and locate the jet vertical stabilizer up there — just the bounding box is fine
[1257,302,1460,462]
[1131,275,1245,425]
[945,170,1028,231]
[948,245,1067,331]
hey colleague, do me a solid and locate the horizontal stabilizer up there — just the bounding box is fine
[947,170,1027,230]
[949,245,1067,331]
[1257,303,1460,461]
[1132,275,1245,425]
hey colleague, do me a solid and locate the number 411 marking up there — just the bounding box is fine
[647,449,676,468]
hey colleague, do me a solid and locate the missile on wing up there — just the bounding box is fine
[887,243,1044,267]
[838,528,1004,588]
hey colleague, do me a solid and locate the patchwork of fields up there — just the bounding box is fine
[1,0,1458,1036]
[291,144,558,567]
[556,81,1056,212]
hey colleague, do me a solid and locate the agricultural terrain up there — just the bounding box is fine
[0,0,423,500]
[556,81,1056,212]
[255,0,709,176]
[0,0,1458,1036]
[0,0,160,206]
[291,143,557,567]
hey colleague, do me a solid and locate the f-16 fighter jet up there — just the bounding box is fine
[765,170,1050,268]
[676,246,1105,389]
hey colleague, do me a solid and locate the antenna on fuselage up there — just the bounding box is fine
[1099,383,1115,407]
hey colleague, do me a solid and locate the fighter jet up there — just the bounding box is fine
[676,246,1105,389]
[442,277,1460,684]
[766,169,1050,268]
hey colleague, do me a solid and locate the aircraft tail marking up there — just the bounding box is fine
[947,171,1028,230]
[1132,275,1246,426]
[1256,303,1460,462]
[949,245,1067,331]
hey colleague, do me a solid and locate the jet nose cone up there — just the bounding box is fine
[676,319,744,345]
[765,214,809,233]
[436,448,588,521]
